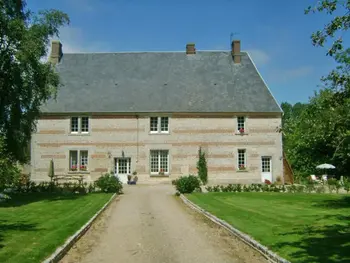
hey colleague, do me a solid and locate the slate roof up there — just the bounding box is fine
[41,51,282,113]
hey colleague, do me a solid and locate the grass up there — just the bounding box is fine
[0,192,113,263]
[187,192,350,263]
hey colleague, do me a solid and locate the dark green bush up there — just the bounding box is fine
[95,173,123,193]
[197,147,208,185]
[174,175,201,194]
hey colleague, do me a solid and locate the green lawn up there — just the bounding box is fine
[0,193,113,263]
[187,192,350,263]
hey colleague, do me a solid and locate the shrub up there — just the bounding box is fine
[48,159,55,182]
[95,173,123,193]
[173,175,201,194]
[315,185,326,193]
[276,176,282,185]
[205,185,213,192]
[327,178,338,193]
[306,181,316,193]
[344,178,350,193]
[197,147,208,185]
[212,185,221,192]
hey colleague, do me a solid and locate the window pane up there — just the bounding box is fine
[118,158,128,174]
[160,117,169,132]
[150,117,158,132]
[159,150,169,173]
[262,157,271,172]
[150,150,159,173]
[71,117,78,132]
[81,117,89,132]
[238,149,246,168]
[237,116,245,130]
[70,151,78,170]
[80,151,88,170]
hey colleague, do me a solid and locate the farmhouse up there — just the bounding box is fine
[30,40,284,184]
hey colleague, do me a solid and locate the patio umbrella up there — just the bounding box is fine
[316,163,336,169]
[316,163,336,177]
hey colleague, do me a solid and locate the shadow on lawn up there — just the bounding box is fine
[0,220,39,250]
[273,195,350,263]
[313,196,350,209]
[0,193,86,208]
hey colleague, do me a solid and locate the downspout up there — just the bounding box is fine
[136,115,139,164]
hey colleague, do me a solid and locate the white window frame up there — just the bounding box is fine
[261,156,272,173]
[70,117,79,133]
[69,150,89,171]
[149,117,169,134]
[150,150,169,175]
[70,116,90,134]
[237,149,246,170]
[237,116,245,132]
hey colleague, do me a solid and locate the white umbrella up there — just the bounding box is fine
[316,163,336,169]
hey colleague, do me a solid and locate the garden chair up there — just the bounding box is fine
[310,174,320,183]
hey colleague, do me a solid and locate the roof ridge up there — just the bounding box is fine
[62,50,248,55]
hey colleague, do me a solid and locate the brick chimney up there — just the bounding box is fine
[186,43,196,55]
[49,40,63,64]
[231,40,241,64]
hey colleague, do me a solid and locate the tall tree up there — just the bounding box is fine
[0,0,69,162]
[305,0,350,97]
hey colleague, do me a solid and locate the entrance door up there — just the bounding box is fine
[115,158,131,184]
[261,156,272,183]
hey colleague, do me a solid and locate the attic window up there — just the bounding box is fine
[150,117,169,134]
[70,117,90,134]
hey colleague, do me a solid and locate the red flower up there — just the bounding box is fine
[239,128,245,133]
[264,179,272,185]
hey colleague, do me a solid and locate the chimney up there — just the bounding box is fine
[231,40,241,64]
[49,40,63,64]
[186,43,196,55]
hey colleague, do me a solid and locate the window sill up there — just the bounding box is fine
[150,174,170,177]
[68,171,90,174]
[149,132,170,135]
[236,170,249,172]
[69,133,90,136]
[235,132,248,135]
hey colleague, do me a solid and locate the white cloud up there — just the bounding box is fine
[247,49,270,66]
[269,66,314,83]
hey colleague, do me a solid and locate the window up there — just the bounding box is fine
[150,117,158,132]
[150,117,169,133]
[71,117,79,133]
[262,157,271,172]
[160,117,169,132]
[69,150,88,171]
[70,151,78,170]
[70,117,90,133]
[81,117,89,132]
[150,150,169,174]
[237,116,245,132]
[238,149,246,170]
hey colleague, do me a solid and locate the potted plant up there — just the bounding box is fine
[127,174,132,183]
[71,165,77,171]
[239,128,245,134]
[159,168,165,176]
[80,165,87,171]
[238,164,246,171]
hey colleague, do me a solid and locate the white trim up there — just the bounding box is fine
[245,52,283,112]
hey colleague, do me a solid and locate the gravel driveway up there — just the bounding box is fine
[60,184,267,263]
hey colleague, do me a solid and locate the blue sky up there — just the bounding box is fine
[29,0,347,105]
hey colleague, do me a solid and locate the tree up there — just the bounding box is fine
[305,1,350,98]
[0,0,69,162]
[197,147,208,185]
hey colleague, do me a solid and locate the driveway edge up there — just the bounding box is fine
[180,194,290,263]
[42,193,118,263]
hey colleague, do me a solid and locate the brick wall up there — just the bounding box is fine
[31,113,283,184]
